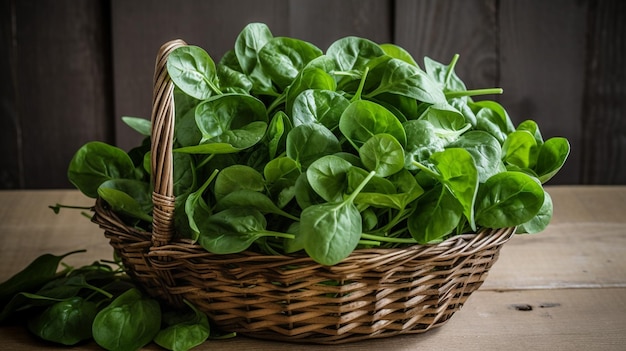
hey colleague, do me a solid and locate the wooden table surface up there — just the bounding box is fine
[1,186,625,350]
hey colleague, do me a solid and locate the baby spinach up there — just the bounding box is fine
[64,21,570,269]
[154,300,210,351]
[92,288,162,351]
[27,297,97,345]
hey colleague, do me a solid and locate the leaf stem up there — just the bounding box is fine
[351,66,370,102]
[445,88,503,99]
[361,233,417,244]
[444,54,460,87]
[48,204,92,214]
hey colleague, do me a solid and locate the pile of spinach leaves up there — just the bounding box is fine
[68,22,569,266]
[0,251,234,350]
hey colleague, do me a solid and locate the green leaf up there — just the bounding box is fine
[447,131,503,183]
[307,155,352,202]
[28,297,97,346]
[0,250,84,304]
[359,134,405,177]
[475,172,545,228]
[366,58,446,104]
[291,89,350,131]
[68,141,135,198]
[535,137,570,184]
[516,191,553,234]
[408,186,463,244]
[167,45,221,100]
[92,288,162,351]
[97,179,153,222]
[214,165,265,201]
[259,37,323,90]
[430,148,479,230]
[502,130,539,169]
[154,301,210,351]
[339,99,407,150]
[121,116,151,136]
[286,123,341,168]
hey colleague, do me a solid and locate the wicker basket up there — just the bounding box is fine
[91,39,515,344]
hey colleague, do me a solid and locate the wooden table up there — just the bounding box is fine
[1,186,625,350]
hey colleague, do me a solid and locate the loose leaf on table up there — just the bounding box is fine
[0,250,84,304]
[27,297,97,346]
[155,301,211,351]
[92,288,162,351]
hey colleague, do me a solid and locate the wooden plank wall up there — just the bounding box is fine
[1,0,624,189]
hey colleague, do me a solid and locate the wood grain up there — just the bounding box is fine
[6,0,113,189]
[580,0,626,184]
[394,0,498,92]
[499,0,587,185]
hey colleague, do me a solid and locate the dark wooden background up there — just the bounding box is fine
[1,0,624,189]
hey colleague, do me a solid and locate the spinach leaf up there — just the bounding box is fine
[27,297,97,346]
[0,250,83,304]
[307,155,352,202]
[502,130,539,169]
[365,58,446,104]
[516,191,553,234]
[424,148,479,230]
[475,172,545,228]
[217,50,253,94]
[408,185,463,244]
[266,111,291,159]
[92,288,162,351]
[197,208,292,254]
[68,141,136,198]
[154,301,210,351]
[286,123,341,168]
[447,131,503,183]
[259,37,322,90]
[167,45,221,99]
[380,43,419,67]
[339,99,406,150]
[535,137,570,184]
[291,89,349,130]
[97,179,153,222]
[301,171,376,265]
[359,133,405,177]
[213,165,265,201]
[121,116,151,136]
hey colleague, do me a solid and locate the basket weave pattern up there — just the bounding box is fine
[91,40,514,344]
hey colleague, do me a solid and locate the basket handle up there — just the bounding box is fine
[150,39,187,248]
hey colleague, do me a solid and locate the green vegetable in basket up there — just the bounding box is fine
[65,22,570,267]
